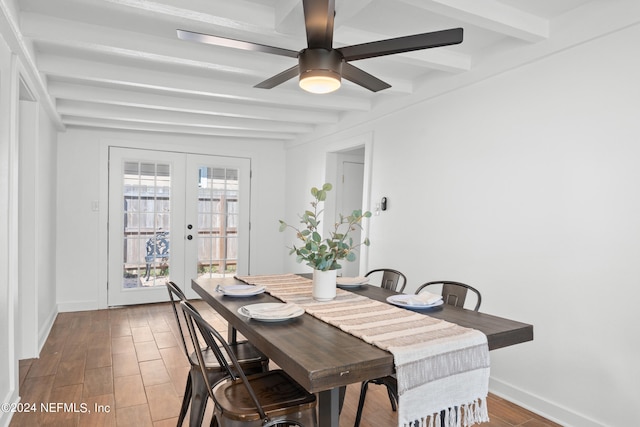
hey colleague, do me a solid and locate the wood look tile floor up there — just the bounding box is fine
[10,301,561,427]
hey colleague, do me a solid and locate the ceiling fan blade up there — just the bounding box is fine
[338,28,463,62]
[302,0,335,49]
[342,63,391,92]
[254,65,300,89]
[177,29,299,58]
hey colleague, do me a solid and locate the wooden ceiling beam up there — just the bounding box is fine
[48,81,340,124]
[37,54,373,111]
[399,0,549,42]
[56,99,313,134]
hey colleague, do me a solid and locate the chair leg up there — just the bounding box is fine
[385,384,397,412]
[209,411,218,427]
[354,381,370,427]
[188,368,209,427]
[178,373,192,426]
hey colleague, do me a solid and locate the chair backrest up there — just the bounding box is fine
[365,268,407,293]
[179,300,269,421]
[166,282,191,359]
[415,281,482,311]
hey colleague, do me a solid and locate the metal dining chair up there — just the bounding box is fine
[364,268,407,293]
[166,282,269,427]
[353,280,483,427]
[415,280,482,311]
[180,300,318,427]
[352,268,407,427]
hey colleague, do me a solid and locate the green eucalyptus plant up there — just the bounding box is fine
[279,183,371,271]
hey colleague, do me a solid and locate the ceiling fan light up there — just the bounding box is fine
[298,49,343,94]
[299,70,341,94]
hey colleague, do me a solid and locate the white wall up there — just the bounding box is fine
[16,92,58,360]
[56,129,287,310]
[0,29,19,427]
[281,132,374,275]
[283,23,640,427]
[35,103,58,347]
[0,24,59,427]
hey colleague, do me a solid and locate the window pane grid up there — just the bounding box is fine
[122,161,171,289]
[197,166,239,278]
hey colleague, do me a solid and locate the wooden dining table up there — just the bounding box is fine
[192,276,533,427]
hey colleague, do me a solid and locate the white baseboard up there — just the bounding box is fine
[489,377,605,427]
[38,305,58,354]
[56,300,99,313]
[0,388,19,427]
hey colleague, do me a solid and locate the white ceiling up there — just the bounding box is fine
[5,0,613,142]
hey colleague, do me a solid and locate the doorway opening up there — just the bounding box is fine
[325,142,371,278]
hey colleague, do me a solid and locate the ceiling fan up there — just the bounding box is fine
[177,0,463,94]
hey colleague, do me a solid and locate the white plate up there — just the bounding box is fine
[238,303,305,322]
[219,284,265,297]
[386,295,444,309]
[336,276,369,288]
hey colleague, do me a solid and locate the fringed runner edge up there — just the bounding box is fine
[405,399,489,427]
[236,274,490,427]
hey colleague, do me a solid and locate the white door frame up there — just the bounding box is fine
[107,147,187,306]
[107,147,251,306]
[323,132,374,275]
[17,79,39,359]
[184,154,251,297]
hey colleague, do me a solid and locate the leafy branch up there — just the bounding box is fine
[279,183,371,271]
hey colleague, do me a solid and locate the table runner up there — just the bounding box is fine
[236,274,490,427]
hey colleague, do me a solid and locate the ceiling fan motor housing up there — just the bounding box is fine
[298,48,343,84]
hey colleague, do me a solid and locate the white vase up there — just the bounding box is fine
[312,269,337,301]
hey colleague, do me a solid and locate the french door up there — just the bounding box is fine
[108,148,250,306]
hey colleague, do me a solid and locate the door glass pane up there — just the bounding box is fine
[122,161,171,289]
[197,167,239,278]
